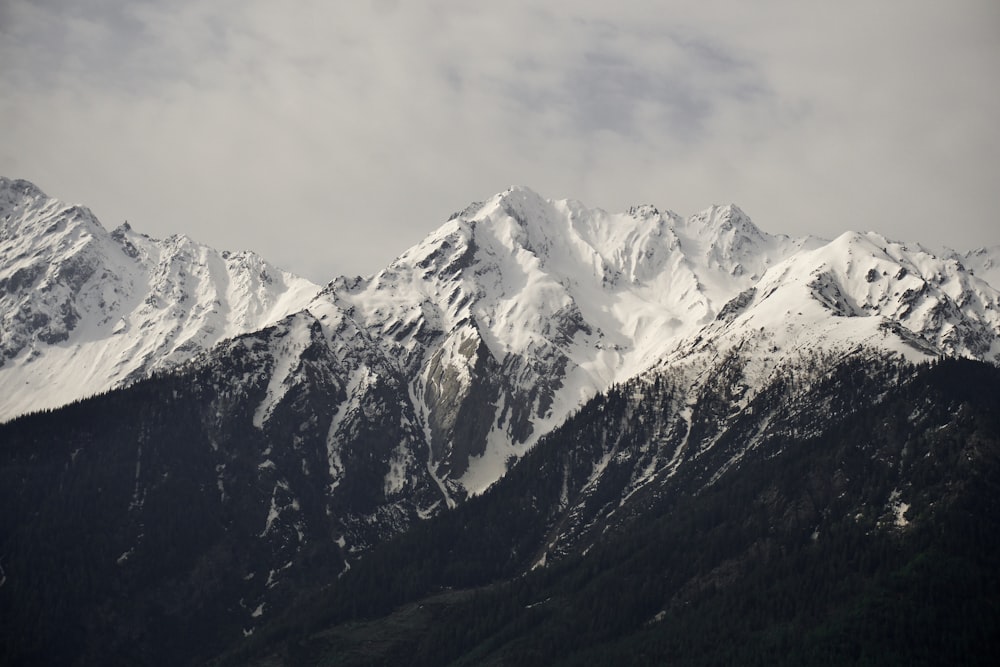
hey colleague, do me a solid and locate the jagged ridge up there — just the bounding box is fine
[0,177,320,420]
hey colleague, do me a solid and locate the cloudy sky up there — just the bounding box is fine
[2,1,998,282]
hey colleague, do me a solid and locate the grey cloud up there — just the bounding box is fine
[0,1,997,282]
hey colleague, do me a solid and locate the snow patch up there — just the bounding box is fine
[252,314,315,428]
[889,489,911,527]
[326,366,373,491]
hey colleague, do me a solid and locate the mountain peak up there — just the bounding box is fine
[0,178,320,420]
[499,184,544,198]
[626,203,661,219]
[0,176,47,202]
[491,185,552,221]
[687,203,759,235]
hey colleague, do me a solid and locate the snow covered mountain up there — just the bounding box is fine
[133,184,998,596]
[653,229,1000,394]
[295,188,823,496]
[277,186,999,496]
[0,177,319,420]
[2,179,999,664]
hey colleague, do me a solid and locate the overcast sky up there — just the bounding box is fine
[2,1,998,282]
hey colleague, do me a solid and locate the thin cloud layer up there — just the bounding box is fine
[2,1,997,281]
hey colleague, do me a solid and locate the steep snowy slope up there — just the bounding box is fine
[0,178,319,420]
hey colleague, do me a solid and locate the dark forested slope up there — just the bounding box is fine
[225,357,1000,666]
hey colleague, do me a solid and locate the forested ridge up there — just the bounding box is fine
[219,357,1000,666]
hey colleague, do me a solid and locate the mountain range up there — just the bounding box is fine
[1,177,998,665]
